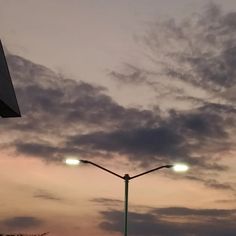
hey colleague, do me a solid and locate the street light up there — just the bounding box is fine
[64,158,81,165]
[64,158,189,236]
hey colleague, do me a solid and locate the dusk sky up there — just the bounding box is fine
[0,1,236,235]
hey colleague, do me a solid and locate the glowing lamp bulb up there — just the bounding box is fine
[173,163,189,172]
[65,158,80,166]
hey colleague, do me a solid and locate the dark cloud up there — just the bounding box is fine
[100,207,236,236]
[110,3,236,102]
[6,54,158,131]
[68,126,187,160]
[0,3,235,195]
[178,112,225,137]
[68,104,232,170]
[67,103,235,190]
[0,53,158,160]
[91,198,236,235]
[109,64,149,84]
[205,179,234,191]
[90,198,123,207]
[186,175,234,191]
[106,3,236,190]
[2,216,43,230]
[1,52,232,191]
[14,142,60,160]
[152,207,236,217]
[162,3,236,97]
[33,190,62,201]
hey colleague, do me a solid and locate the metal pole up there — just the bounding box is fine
[78,161,178,235]
[124,174,130,236]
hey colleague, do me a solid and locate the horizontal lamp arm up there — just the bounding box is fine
[130,165,173,180]
[80,160,124,179]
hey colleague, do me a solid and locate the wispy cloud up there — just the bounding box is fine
[90,198,123,207]
[1,216,43,230]
[33,189,63,201]
[0,47,234,193]
[111,3,236,103]
[0,3,235,195]
[1,54,158,162]
[100,207,236,236]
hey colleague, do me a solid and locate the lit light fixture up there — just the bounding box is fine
[172,163,189,172]
[65,158,80,166]
[63,158,189,236]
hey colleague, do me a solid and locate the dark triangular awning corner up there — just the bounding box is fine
[0,40,21,118]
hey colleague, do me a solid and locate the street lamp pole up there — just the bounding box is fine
[124,174,130,236]
[65,159,188,236]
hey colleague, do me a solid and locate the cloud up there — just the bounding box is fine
[0,52,233,191]
[90,198,123,207]
[14,142,61,160]
[2,216,43,230]
[151,207,236,217]
[91,198,236,235]
[68,126,186,161]
[33,189,62,201]
[110,3,236,103]
[6,54,158,132]
[68,104,233,171]
[186,176,234,191]
[100,207,236,236]
[204,179,234,191]
[0,3,235,194]
[0,53,158,161]
[109,64,149,84]
[106,2,236,190]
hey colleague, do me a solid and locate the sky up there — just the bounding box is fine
[0,0,236,236]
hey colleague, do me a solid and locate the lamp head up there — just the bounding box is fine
[64,158,89,166]
[172,163,189,172]
[64,158,80,166]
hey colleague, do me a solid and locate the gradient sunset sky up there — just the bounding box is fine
[1,1,236,236]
